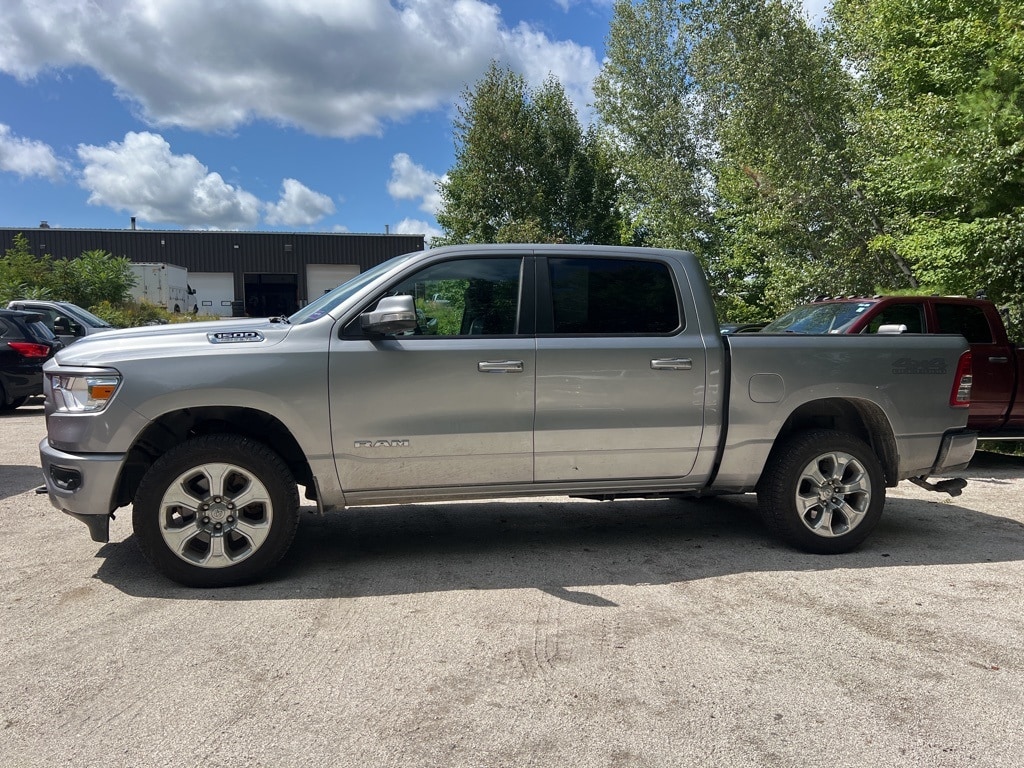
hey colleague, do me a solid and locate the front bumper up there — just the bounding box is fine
[39,437,126,543]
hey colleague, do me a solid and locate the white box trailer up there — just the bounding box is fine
[129,263,197,313]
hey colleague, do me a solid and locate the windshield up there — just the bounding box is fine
[762,301,877,334]
[59,302,113,328]
[289,250,423,325]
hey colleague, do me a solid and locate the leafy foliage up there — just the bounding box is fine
[0,233,53,304]
[588,0,1023,321]
[436,63,623,245]
[49,249,136,308]
[0,235,181,328]
[834,0,1024,330]
[693,0,918,308]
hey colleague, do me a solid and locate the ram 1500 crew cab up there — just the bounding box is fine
[38,245,977,586]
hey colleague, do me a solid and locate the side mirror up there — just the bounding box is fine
[53,316,71,334]
[877,323,908,334]
[360,295,418,335]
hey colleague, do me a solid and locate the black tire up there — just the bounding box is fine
[1,394,28,410]
[757,429,885,554]
[133,434,300,587]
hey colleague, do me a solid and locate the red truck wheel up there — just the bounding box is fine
[757,429,885,554]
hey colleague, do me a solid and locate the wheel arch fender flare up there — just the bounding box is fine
[771,398,899,487]
[115,405,317,509]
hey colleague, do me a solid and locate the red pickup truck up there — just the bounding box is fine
[762,296,1024,439]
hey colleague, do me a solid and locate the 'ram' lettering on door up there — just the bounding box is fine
[354,439,410,448]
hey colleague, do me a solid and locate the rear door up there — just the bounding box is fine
[533,253,707,482]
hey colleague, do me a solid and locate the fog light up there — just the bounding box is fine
[50,466,82,491]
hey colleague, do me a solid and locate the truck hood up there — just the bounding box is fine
[52,317,291,367]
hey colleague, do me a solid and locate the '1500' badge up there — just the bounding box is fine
[208,330,265,344]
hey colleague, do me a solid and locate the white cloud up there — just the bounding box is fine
[394,216,443,245]
[0,124,67,180]
[0,0,601,138]
[77,132,261,229]
[265,178,336,226]
[388,152,443,215]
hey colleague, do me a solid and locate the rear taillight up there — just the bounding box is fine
[950,351,972,408]
[8,341,51,358]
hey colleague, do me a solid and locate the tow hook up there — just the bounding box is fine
[909,476,968,497]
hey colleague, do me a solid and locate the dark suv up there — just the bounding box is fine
[0,309,63,410]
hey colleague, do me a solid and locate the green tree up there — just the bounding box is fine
[594,0,712,253]
[50,250,136,309]
[594,0,893,319]
[0,233,53,304]
[436,63,622,245]
[834,0,1024,329]
[691,0,920,312]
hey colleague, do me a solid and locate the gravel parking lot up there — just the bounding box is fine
[2,399,1022,768]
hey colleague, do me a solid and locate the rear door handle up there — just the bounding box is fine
[478,360,524,373]
[651,358,693,371]
[989,356,1009,364]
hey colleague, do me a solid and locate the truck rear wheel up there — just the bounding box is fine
[132,434,300,587]
[757,429,884,554]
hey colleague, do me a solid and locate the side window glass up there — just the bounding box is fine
[546,258,681,334]
[384,257,523,337]
[40,309,59,332]
[865,304,924,333]
[29,320,56,341]
[935,304,993,344]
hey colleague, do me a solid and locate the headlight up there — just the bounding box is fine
[47,373,122,413]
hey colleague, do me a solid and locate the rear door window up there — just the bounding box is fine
[27,320,57,341]
[542,257,681,335]
[935,304,993,344]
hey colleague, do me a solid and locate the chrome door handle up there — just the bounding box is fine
[989,356,1009,364]
[478,360,524,373]
[651,358,693,370]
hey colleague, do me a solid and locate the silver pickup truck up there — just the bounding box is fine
[38,244,977,586]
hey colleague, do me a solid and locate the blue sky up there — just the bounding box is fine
[0,0,827,242]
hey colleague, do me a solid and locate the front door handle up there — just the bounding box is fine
[651,358,693,371]
[478,360,524,373]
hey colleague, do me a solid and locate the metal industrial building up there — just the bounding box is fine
[0,225,425,316]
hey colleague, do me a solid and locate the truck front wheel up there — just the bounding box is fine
[133,435,300,587]
[757,429,885,554]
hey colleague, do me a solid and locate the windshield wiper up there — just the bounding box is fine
[268,315,291,324]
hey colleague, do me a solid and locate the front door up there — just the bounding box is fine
[330,255,535,492]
